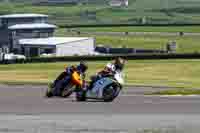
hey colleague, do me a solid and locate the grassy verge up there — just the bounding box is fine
[0,60,200,89]
[55,28,200,53]
[71,26,200,33]
[147,89,200,95]
[1,2,200,25]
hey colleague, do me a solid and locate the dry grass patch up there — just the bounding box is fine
[0,60,200,89]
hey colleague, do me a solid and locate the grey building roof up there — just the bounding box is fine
[19,37,91,46]
[0,14,48,19]
[8,23,57,30]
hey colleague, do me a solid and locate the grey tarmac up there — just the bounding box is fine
[0,84,200,133]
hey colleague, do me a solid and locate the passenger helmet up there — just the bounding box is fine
[106,63,116,72]
[114,57,126,71]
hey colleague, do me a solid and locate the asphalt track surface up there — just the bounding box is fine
[0,84,200,133]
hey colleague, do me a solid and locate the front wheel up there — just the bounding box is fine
[45,83,54,98]
[103,83,121,102]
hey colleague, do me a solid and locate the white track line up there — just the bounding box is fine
[120,94,200,97]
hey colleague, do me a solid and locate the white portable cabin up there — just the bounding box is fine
[19,37,95,57]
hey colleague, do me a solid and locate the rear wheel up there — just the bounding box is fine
[61,83,74,98]
[103,83,121,102]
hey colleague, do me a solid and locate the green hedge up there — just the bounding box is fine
[1,53,200,64]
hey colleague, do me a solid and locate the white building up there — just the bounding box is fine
[0,13,96,57]
[19,37,95,57]
[0,13,53,54]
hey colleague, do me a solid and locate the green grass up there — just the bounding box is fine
[69,26,200,33]
[148,88,200,95]
[1,60,200,89]
[1,1,200,25]
[95,35,200,53]
[55,28,200,53]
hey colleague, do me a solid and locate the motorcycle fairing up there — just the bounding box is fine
[86,77,114,99]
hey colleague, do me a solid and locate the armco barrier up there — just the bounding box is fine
[59,24,200,28]
[1,53,200,64]
[95,47,166,54]
[95,46,167,54]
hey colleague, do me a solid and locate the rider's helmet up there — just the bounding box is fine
[113,56,126,71]
[106,63,116,72]
[77,61,88,73]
